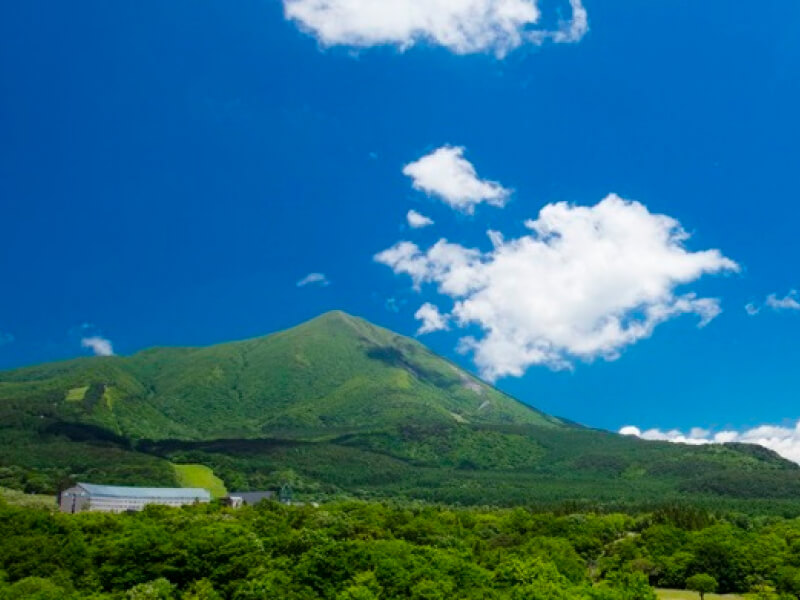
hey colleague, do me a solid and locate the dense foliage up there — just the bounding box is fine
[4,500,800,599]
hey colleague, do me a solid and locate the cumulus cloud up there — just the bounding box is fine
[407,209,434,229]
[620,421,800,465]
[81,336,115,357]
[283,0,588,57]
[376,194,738,380]
[415,302,449,334]
[403,146,510,214]
[297,272,330,287]
[619,426,642,437]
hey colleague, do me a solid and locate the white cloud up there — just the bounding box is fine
[620,421,800,465]
[403,146,510,214]
[415,302,449,334]
[376,194,738,380]
[407,209,434,229]
[297,272,330,287]
[0,332,13,346]
[81,336,114,357]
[283,0,588,57]
[766,290,800,311]
[619,426,642,437]
[531,0,588,44]
[745,290,800,315]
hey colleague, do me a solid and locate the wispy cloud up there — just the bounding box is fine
[404,146,510,214]
[384,297,408,313]
[296,272,330,288]
[620,421,800,465]
[377,194,738,380]
[745,303,760,316]
[767,290,800,311]
[283,0,588,58]
[0,332,14,346]
[745,289,799,316]
[81,336,115,357]
[407,209,434,229]
[530,0,588,44]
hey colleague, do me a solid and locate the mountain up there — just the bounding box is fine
[2,311,800,510]
[0,311,560,440]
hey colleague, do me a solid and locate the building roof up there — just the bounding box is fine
[77,483,211,500]
[229,491,274,504]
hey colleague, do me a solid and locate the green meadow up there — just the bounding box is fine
[172,463,227,498]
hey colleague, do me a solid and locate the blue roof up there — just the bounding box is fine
[77,483,210,500]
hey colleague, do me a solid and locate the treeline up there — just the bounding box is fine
[604,506,800,596]
[0,428,178,495]
[1,500,800,599]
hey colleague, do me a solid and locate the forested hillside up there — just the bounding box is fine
[2,311,800,509]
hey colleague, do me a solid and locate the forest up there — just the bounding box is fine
[2,498,800,600]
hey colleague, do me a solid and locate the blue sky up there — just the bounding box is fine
[1,0,799,441]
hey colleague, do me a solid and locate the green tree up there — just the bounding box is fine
[775,566,800,597]
[181,579,222,600]
[127,578,176,600]
[337,572,382,600]
[686,573,717,600]
[749,581,779,600]
[596,572,657,600]
[0,577,72,600]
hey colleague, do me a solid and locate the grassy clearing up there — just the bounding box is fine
[656,590,745,600]
[65,385,89,401]
[0,486,55,509]
[173,463,227,498]
[103,385,122,410]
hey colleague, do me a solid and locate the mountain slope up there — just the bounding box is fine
[0,311,561,442]
[1,310,799,510]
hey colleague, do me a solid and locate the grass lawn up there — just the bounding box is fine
[656,590,745,600]
[172,463,227,498]
[0,487,56,509]
[65,385,89,401]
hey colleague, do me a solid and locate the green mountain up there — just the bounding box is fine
[0,311,560,439]
[2,310,800,510]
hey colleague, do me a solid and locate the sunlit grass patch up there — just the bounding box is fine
[173,463,227,498]
[65,386,89,401]
[0,486,55,509]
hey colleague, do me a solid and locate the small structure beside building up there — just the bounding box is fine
[225,490,275,508]
[224,485,296,508]
[59,483,211,513]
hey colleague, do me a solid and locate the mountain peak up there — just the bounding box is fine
[312,309,354,322]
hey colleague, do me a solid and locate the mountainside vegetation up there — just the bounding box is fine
[1,311,799,511]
